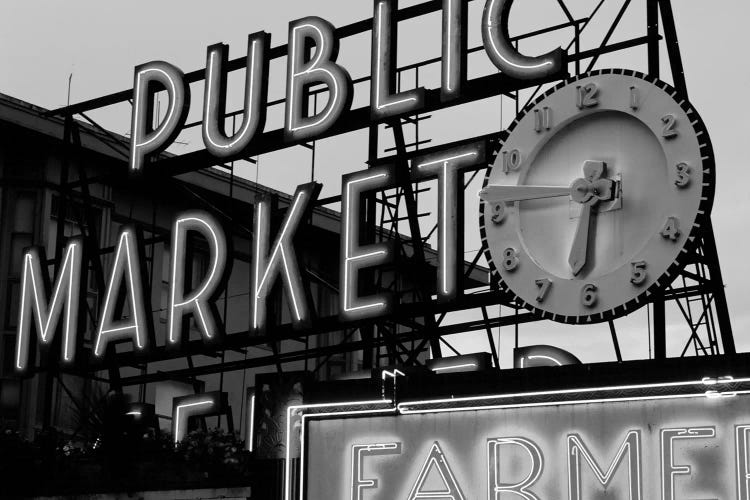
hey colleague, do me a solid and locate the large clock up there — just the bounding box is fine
[479,69,714,323]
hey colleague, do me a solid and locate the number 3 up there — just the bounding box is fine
[674,163,690,188]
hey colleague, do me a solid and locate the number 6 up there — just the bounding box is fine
[581,283,597,307]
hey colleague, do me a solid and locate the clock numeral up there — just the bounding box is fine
[535,278,552,302]
[576,83,599,109]
[674,162,691,188]
[581,283,598,308]
[490,203,506,224]
[629,86,639,110]
[660,217,681,241]
[630,261,647,286]
[534,107,552,132]
[501,247,519,272]
[661,114,678,138]
[502,149,522,173]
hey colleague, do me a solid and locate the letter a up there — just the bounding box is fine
[407,442,465,500]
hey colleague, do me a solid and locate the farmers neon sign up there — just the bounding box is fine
[292,378,750,500]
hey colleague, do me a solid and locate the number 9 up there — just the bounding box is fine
[491,203,505,224]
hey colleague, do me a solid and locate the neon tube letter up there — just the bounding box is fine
[487,437,543,500]
[129,61,190,172]
[568,431,642,500]
[340,166,395,321]
[252,183,320,331]
[203,32,270,158]
[285,17,353,142]
[736,425,750,500]
[168,211,230,347]
[371,0,426,119]
[482,0,565,79]
[407,442,465,500]
[660,427,715,500]
[172,392,223,444]
[441,0,468,102]
[15,239,84,373]
[351,443,401,500]
[93,226,153,359]
[413,144,483,300]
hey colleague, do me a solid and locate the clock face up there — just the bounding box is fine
[479,69,714,323]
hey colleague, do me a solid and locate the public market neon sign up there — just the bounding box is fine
[14,0,565,372]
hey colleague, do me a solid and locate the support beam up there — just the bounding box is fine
[703,221,735,354]
[657,0,688,96]
[653,295,666,359]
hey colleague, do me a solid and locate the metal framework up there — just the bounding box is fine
[38,0,734,400]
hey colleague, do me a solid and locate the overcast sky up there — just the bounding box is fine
[1,0,749,366]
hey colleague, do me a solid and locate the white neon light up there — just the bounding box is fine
[131,66,179,171]
[287,23,339,133]
[702,375,734,385]
[174,399,215,444]
[284,399,393,500]
[417,151,476,295]
[248,394,256,452]
[374,1,417,111]
[351,443,401,500]
[660,427,715,500]
[407,442,465,500]
[94,230,146,357]
[445,0,453,92]
[432,362,477,373]
[342,172,389,314]
[568,431,641,500]
[253,192,307,328]
[169,215,223,344]
[15,243,79,370]
[484,0,553,72]
[487,437,542,500]
[204,39,259,150]
[521,354,564,368]
[381,368,405,380]
[397,377,750,414]
[736,425,750,500]
[126,410,142,417]
[285,380,749,500]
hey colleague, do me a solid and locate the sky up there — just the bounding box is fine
[1,0,749,366]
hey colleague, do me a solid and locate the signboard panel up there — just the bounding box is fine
[302,382,750,499]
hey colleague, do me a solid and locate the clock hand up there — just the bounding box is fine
[568,201,593,276]
[479,185,571,203]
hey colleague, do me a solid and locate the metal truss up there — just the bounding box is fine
[38,0,734,396]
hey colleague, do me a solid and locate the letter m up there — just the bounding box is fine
[567,430,642,500]
[14,240,84,373]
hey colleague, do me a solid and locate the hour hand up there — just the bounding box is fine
[479,185,571,203]
[568,202,593,275]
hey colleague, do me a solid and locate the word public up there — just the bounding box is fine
[128,0,564,171]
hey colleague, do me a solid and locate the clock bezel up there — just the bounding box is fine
[478,68,715,324]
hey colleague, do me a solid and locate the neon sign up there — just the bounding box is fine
[15,239,85,371]
[15,142,485,373]
[295,378,750,499]
[126,0,565,172]
[16,0,575,371]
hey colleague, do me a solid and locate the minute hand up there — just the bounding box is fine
[479,185,571,203]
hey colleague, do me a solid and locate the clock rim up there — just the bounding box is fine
[478,68,716,325]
